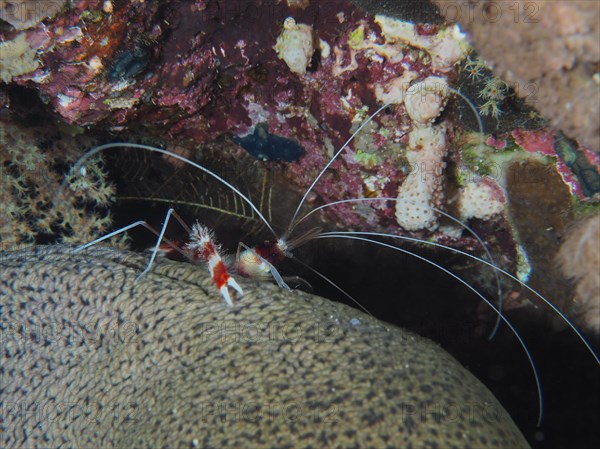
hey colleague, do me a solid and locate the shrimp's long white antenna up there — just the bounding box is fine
[286,103,391,236]
[295,197,491,251]
[56,143,278,239]
[290,255,373,317]
[73,220,148,253]
[294,196,504,339]
[319,231,600,366]
[318,233,544,427]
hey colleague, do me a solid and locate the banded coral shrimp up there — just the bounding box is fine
[59,97,599,448]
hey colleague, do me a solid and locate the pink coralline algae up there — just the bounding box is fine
[485,135,507,150]
[511,128,595,199]
[511,128,556,157]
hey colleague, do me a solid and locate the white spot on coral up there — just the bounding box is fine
[283,16,296,30]
[245,101,271,127]
[363,174,388,192]
[57,94,75,108]
[104,97,139,110]
[332,46,358,77]
[113,79,133,92]
[31,71,51,84]
[516,244,531,283]
[286,0,309,8]
[56,26,83,44]
[87,55,104,73]
[319,38,331,59]
[103,0,114,14]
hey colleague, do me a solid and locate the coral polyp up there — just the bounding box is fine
[463,54,486,81]
[477,76,508,118]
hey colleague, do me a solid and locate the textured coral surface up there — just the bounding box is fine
[1,245,530,448]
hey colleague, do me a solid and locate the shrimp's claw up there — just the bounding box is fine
[218,286,233,307]
[220,277,244,307]
[210,259,244,307]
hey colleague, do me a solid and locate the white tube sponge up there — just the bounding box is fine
[395,124,447,231]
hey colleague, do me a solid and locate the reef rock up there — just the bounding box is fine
[556,214,600,335]
[0,0,66,30]
[434,0,600,151]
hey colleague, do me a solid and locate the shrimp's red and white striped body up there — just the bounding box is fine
[185,222,243,306]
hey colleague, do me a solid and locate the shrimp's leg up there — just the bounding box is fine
[74,208,183,280]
